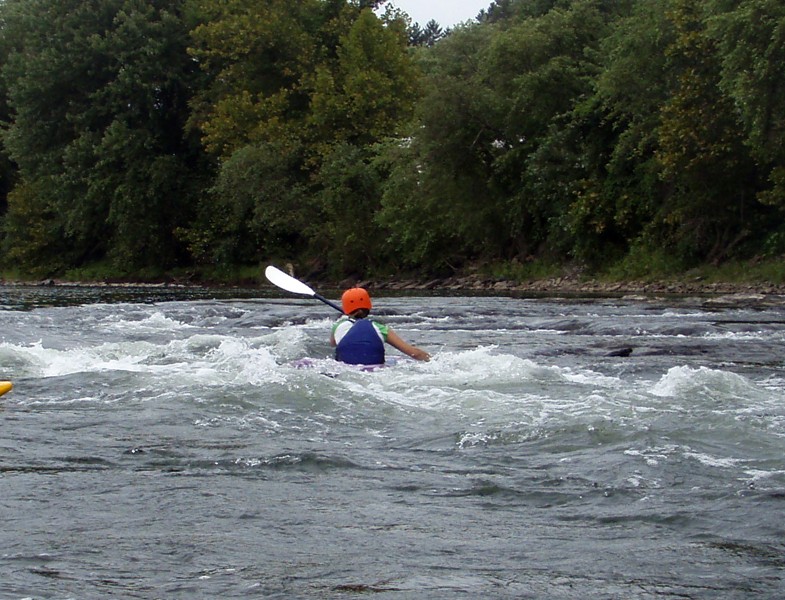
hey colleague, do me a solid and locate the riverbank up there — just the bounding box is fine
[357,273,785,296]
[4,255,784,299]
[344,273,785,307]
[4,271,785,302]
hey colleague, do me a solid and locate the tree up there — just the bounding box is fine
[308,9,418,150]
[708,0,785,210]
[485,0,614,258]
[187,0,329,159]
[187,2,418,273]
[655,0,759,262]
[0,10,18,220]
[313,142,386,276]
[381,0,625,271]
[1,0,208,274]
[563,0,674,265]
[409,20,446,47]
[378,24,502,271]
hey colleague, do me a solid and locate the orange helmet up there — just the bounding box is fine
[341,287,372,314]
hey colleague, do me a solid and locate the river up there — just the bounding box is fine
[1,284,784,599]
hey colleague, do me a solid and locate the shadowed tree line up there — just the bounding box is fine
[0,0,783,281]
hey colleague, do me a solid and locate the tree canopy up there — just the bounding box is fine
[0,0,783,281]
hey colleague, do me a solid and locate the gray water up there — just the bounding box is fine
[1,285,784,599]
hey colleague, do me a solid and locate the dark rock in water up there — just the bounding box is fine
[606,347,633,357]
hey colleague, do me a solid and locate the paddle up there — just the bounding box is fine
[264,265,344,314]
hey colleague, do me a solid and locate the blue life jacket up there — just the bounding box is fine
[335,319,385,365]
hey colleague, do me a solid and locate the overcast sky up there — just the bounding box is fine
[381,0,490,28]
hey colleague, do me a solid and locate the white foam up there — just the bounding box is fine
[683,451,741,469]
[395,346,622,389]
[0,332,290,386]
[288,348,635,436]
[650,365,763,400]
[743,468,785,483]
[101,310,196,333]
[701,331,772,341]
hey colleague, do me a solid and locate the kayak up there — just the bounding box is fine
[289,356,408,374]
[0,381,12,397]
[290,358,387,373]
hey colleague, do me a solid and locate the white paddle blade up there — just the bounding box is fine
[265,265,316,296]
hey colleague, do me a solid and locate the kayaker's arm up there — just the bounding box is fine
[386,329,430,362]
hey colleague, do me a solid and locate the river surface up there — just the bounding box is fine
[1,284,784,599]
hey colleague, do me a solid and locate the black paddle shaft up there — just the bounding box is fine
[314,293,344,314]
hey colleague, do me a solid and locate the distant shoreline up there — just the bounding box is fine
[3,274,785,304]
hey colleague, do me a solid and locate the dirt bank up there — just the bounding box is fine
[350,273,785,296]
[6,273,785,304]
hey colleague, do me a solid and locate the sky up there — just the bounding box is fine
[381,0,490,28]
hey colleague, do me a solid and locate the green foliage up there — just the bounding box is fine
[708,0,785,162]
[654,0,759,262]
[308,9,418,150]
[605,242,688,281]
[188,0,324,157]
[1,179,73,277]
[388,0,628,273]
[379,23,510,270]
[192,141,312,266]
[486,258,564,281]
[667,258,785,285]
[375,136,469,272]
[0,0,208,274]
[312,142,386,275]
[0,0,784,282]
[563,1,673,264]
[187,0,418,277]
[708,0,785,209]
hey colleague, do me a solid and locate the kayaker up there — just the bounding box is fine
[330,287,431,365]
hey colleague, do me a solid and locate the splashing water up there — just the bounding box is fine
[1,286,785,598]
